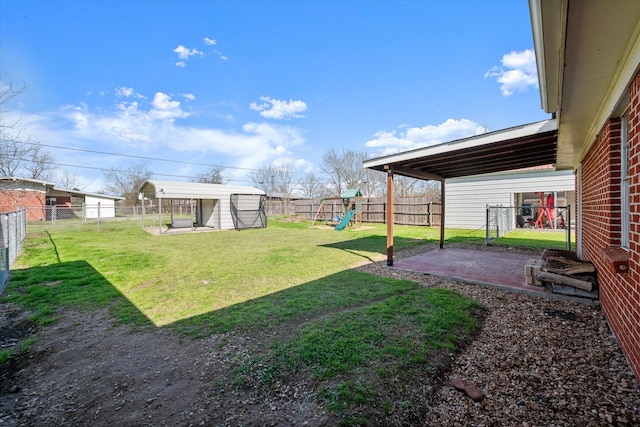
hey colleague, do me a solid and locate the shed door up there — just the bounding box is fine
[200,199,219,228]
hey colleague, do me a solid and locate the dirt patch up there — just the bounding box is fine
[0,307,334,426]
[1,243,639,426]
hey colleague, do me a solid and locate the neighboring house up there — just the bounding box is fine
[0,177,124,220]
[531,0,640,379]
[47,187,125,219]
[138,180,267,231]
[446,166,575,229]
[0,177,53,220]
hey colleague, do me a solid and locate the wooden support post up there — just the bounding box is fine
[386,167,394,266]
[439,180,445,249]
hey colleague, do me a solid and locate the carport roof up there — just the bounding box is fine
[363,119,557,181]
[139,179,265,199]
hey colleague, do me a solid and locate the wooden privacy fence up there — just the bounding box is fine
[292,196,442,226]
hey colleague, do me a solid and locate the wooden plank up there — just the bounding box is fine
[536,271,593,291]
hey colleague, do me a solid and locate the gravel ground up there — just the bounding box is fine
[1,242,639,426]
[356,243,640,426]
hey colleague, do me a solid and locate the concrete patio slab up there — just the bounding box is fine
[391,248,598,305]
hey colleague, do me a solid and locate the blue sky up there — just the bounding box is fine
[0,0,548,193]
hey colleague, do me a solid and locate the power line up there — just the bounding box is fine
[18,139,270,173]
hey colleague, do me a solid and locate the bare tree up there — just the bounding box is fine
[0,76,56,180]
[192,165,228,184]
[363,170,441,199]
[320,148,367,196]
[57,170,81,190]
[249,163,277,195]
[249,161,297,198]
[102,161,153,205]
[298,173,326,199]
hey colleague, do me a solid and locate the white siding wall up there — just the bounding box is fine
[139,180,265,230]
[85,195,116,218]
[218,197,234,230]
[445,169,575,229]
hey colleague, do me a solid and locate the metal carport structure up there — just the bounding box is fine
[362,119,558,265]
[138,180,266,233]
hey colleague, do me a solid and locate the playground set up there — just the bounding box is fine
[312,189,362,231]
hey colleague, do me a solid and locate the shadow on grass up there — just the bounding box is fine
[4,257,482,425]
[320,235,427,262]
[4,261,152,327]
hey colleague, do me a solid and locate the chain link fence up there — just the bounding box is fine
[0,209,27,293]
[486,205,572,250]
[24,203,144,233]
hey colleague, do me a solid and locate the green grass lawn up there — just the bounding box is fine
[0,218,500,424]
[6,218,485,327]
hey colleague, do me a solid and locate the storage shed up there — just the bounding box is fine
[138,180,267,231]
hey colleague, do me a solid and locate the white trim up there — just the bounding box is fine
[576,164,582,257]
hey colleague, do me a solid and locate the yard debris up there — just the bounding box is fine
[533,249,599,301]
[451,378,484,401]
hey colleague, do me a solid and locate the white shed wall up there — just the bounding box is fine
[139,180,265,230]
[85,195,116,218]
[445,169,575,229]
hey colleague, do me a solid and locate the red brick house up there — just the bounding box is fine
[0,177,124,221]
[0,177,53,221]
[530,0,640,379]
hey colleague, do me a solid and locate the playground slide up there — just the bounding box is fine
[334,209,355,231]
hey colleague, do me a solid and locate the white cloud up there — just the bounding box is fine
[115,86,134,97]
[150,92,190,120]
[213,49,228,61]
[173,45,203,67]
[485,49,538,96]
[249,96,307,120]
[365,118,487,156]
[115,86,145,99]
[181,93,196,101]
[203,37,216,46]
[13,93,308,189]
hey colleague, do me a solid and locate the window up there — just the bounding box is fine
[621,113,630,249]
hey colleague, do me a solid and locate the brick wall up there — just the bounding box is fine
[0,190,46,221]
[580,71,640,381]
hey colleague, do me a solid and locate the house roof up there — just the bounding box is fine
[363,119,557,181]
[139,180,265,199]
[0,176,56,187]
[530,0,640,169]
[0,177,123,200]
[49,187,125,201]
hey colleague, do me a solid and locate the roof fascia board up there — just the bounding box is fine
[529,0,566,114]
[0,176,56,187]
[577,18,640,166]
[363,119,557,170]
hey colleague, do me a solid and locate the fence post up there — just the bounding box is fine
[566,205,571,251]
[485,205,490,245]
[97,202,101,231]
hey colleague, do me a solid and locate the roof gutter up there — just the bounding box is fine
[529,0,567,114]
